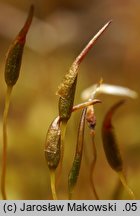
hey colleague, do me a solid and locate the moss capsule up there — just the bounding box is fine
[45,117,61,170]
[68,108,86,199]
[5,5,34,86]
[102,100,125,172]
[56,21,111,121]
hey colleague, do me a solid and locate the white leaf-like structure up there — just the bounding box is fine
[81,83,138,100]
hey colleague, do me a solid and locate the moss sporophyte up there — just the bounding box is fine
[1,5,34,200]
[45,99,101,199]
[54,21,111,199]
[68,108,86,200]
[102,100,135,199]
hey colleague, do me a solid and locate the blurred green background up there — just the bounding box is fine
[0,0,140,200]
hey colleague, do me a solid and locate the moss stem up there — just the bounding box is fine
[1,86,12,200]
[50,169,58,200]
[118,171,135,200]
[90,132,99,200]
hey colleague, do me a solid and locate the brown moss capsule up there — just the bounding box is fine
[5,5,34,86]
[102,100,125,172]
[44,117,61,170]
[56,21,111,121]
[86,104,96,130]
[102,100,135,199]
[68,108,86,199]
